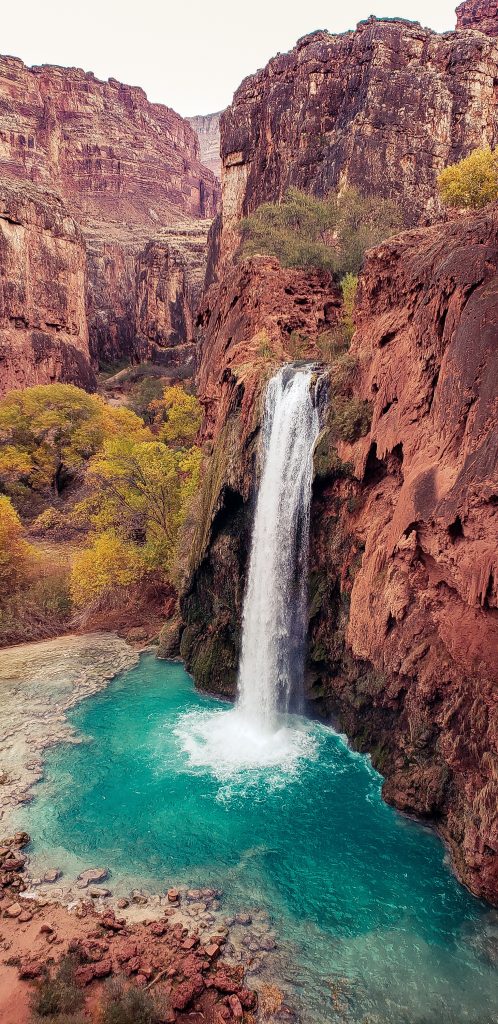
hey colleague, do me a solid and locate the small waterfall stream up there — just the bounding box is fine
[179,364,321,776]
[237,365,320,729]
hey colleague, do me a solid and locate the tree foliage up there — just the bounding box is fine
[149,385,202,446]
[0,381,204,618]
[240,186,402,275]
[0,495,34,590]
[0,384,149,501]
[438,147,498,209]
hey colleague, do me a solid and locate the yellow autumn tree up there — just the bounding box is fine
[0,384,150,502]
[149,385,202,447]
[70,531,145,607]
[438,147,498,209]
[0,495,35,590]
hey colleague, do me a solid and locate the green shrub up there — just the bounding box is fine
[31,956,83,1018]
[438,147,498,209]
[240,186,402,275]
[329,396,372,443]
[99,979,165,1024]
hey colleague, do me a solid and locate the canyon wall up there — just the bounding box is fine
[0,55,220,393]
[180,206,498,905]
[188,114,222,178]
[0,178,95,392]
[215,10,498,267]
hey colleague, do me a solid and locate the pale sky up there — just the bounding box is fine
[3,0,457,117]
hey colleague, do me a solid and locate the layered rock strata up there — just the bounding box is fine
[181,206,498,905]
[0,178,95,393]
[188,113,222,178]
[0,55,220,389]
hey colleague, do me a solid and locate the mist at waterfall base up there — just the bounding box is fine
[13,366,498,1021]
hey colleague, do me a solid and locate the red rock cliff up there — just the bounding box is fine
[0,56,221,391]
[0,178,95,393]
[216,16,498,264]
[456,0,498,36]
[0,56,218,225]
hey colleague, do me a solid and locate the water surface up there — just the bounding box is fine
[15,656,498,1024]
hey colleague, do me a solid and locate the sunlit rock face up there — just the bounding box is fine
[188,113,222,178]
[0,178,95,395]
[215,16,498,266]
[0,55,221,381]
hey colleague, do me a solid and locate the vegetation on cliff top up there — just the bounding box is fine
[0,383,202,644]
[438,147,498,209]
[240,186,402,276]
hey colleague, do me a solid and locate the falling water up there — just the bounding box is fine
[178,364,321,776]
[237,365,320,729]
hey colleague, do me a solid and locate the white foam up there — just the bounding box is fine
[175,706,317,786]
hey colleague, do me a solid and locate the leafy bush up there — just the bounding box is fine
[31,955,83,1018]
[340,272,358,342]
[438,147,498,209]
[30,508,67,538]
[240,186,402,275]
[99,979,164,1024]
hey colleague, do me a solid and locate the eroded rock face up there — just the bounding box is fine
[188,113,222,178]
[308,204,498,905]
[183,208,498,904]
[0,178,95,394]
[0,55,220,382]
[456,0,498,36]
[217,17,498,263]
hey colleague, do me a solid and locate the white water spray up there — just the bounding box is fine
[177,365,321,777]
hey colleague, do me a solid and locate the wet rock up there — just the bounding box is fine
[116,898,129,909]
[43,869,62,883]
[89,887,112,898]
[167,888,180,902]
[77,867,109,887]
[234,912,252,926]
[14,832,30,848]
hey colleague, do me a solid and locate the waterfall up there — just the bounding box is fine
[237,365,320,729]
[177,364,320,777]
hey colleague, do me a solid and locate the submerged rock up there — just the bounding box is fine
[77,867,109,887]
